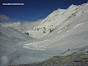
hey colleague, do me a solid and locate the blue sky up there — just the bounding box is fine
[0,0,88,23]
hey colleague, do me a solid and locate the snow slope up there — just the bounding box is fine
[24,3,88,51]
[1,22,23,32]
[27,3,88,38]
[0,3,88,66]
[0,24,33,66]
[17,3,88,65]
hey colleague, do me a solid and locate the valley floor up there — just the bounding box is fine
[9,48,88,66]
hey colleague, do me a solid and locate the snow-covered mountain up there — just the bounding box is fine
[22,3,88,64]
[1,20,42,33]
[22,3,88,51]
[0,3,88,66]
[27,3,88,38]
[0,24,31,40]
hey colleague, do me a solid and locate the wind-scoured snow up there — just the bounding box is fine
[0,3,88,66]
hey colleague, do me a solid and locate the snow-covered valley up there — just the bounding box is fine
[0,3,88,66]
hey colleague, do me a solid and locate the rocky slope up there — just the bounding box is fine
[9,46,88,66]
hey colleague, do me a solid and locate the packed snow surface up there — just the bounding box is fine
[0,3,88,66]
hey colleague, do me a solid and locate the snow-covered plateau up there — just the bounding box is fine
[0,3,88,66]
